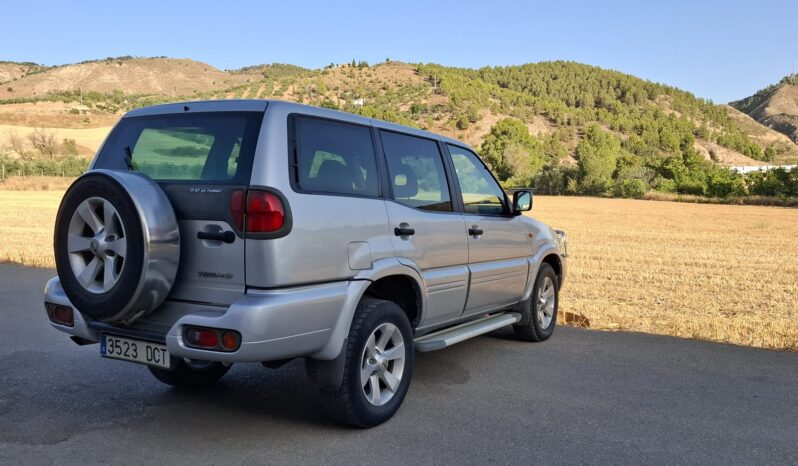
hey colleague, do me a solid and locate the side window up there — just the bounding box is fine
[447,144,507,215]
[294,116,379,196]
[380,131,452,212]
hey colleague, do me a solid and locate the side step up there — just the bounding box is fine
[414,312,521,352]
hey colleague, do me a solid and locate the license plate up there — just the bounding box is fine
[101,334,171,369]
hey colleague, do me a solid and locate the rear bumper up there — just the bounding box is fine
[44,277,354,363]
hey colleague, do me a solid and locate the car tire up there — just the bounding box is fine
[513,263,559,342]
[321,298,414,428]
[148,359,231,389]
[53,170,179,323]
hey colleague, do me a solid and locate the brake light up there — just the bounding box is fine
[246,191,285,233]
[230,189,286,234]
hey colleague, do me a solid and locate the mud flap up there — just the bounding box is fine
[514,294,533,326]
[304,340,347,390]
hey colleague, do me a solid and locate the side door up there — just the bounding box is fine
[445,144,531,315]
[377,129,469,328]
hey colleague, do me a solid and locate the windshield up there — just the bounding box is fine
[94,111,264,183]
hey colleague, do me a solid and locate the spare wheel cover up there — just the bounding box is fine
[53,169,180,323]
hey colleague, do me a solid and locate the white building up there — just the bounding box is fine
[730,165,797,174]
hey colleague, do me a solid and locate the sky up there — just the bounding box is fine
[2,0,796,103]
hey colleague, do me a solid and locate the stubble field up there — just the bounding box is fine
[532,196,798,351]
[1,189,796,350]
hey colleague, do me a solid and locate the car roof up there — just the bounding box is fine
[123,99,472,150]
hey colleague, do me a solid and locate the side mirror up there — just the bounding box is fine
[512,190,533,214]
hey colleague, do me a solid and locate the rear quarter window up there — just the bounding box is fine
[292,115,380,197]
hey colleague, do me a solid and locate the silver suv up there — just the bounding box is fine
[44,100,567,427]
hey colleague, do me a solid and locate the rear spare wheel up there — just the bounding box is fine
[54,170,180,323]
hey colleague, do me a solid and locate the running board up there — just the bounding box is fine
[414,312,522,352]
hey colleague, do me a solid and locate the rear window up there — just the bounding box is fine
[95,111,263,182]
[292,116,380,197]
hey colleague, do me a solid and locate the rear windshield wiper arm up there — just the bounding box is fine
[123,146,134,170]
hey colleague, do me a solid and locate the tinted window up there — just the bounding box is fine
[381,131,452,212]
[294,116,379,197]
[97,112,262,182]
[447,144,507,215]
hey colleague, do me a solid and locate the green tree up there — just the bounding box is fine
[576,125,620,194]
[480,118,545,183]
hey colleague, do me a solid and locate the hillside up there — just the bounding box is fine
[0,57,251,99]
[1,57,796,199]
[731,74,798,145]
[0,61,49,83]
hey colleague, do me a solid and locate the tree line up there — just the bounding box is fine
[480,117,798,199]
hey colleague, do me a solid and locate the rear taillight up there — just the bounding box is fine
[46,302,74,327]
[230,189,285,234]
[246,191,285,233]
[184,326,241,352]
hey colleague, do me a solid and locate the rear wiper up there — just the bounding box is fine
[123,146,134,170]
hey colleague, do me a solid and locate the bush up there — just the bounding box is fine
[61,138,79,156]
[410,102,427,115]
[612,179,649,198]
[319,98,339,110]
[0,154,88,177]
[654,177,677,193]
[534,164,575,195]
[747,169,792,197]
[676,178,707,196]
[706,169,746,198]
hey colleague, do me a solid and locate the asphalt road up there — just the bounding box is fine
[1,263,796,465]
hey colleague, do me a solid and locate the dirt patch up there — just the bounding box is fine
[694,139,767,166]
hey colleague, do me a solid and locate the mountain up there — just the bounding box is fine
[730,74,798,146]
[1,57,797,198]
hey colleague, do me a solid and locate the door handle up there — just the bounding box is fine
[394,227,415,236]
[468,226,484,237]
[197,230,236,243]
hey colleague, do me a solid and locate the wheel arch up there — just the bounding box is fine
[542,253,564,287]
[522,245,564,301]
[310,257,426,361]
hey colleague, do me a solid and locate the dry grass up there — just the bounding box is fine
[0,176,75,191]
[530,196,798,351]
[642,191,798,208]
[0,191,62,267]
[0,124,112,154]
[1,191,797,350]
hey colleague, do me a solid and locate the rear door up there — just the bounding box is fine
[94,110,265,305]
[445,144,531,315]
[378,130,470,328]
